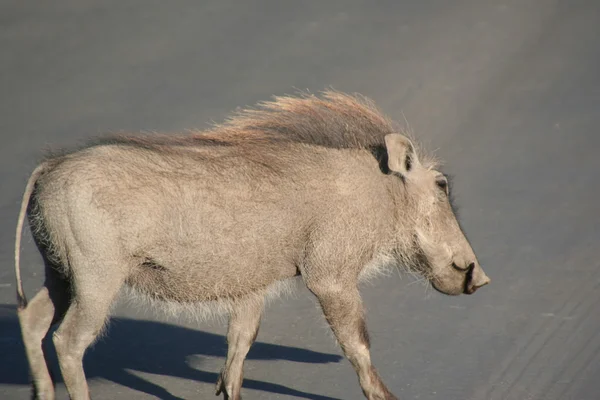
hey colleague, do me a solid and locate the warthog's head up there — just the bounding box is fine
[384,133,490,296]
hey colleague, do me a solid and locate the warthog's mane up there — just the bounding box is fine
[208,90,435,167]
[210,90,397,149]
[45,90,436,169]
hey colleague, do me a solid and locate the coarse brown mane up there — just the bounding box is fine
[205,90,397,149]
[46,90,436,168]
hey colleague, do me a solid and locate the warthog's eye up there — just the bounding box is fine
[436,177,448,195]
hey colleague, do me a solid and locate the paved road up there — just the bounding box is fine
[1,1,599,399]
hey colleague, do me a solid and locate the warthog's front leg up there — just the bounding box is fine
[216,297,264,400]
[310,284,397,400]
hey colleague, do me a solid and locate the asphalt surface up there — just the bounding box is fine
[1,1,599,399]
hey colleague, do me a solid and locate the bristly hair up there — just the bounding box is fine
[210,90,396,149]
[44,90,437,169]
[203,90,437,168]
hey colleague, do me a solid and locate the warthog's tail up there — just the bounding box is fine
[15,163,49,309]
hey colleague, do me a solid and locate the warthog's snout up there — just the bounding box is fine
[464,263,490,295]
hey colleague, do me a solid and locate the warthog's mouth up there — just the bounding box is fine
[407,249,486,296]
[429,262,477,296]
[430,279,463,296]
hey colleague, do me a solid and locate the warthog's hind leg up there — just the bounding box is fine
[18,260,70,400]
[309,284,397,400]
[52,256,126,400]
[215,297,264,400]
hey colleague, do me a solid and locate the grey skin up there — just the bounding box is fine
[14,91,489,400]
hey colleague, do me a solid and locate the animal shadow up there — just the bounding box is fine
[0,304,342,399]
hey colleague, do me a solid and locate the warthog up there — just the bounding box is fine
[15,91,489,400]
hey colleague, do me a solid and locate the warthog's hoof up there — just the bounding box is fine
[215,374,241,400]
[215,374,225,397]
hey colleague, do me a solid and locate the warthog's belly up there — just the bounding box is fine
[124,255,298,304]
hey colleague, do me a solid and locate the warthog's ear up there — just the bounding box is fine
[384,133,414,175]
